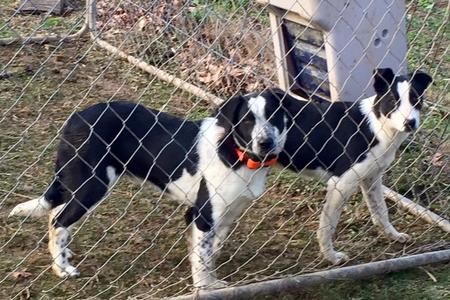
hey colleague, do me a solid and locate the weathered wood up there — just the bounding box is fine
[269,11,290,91]
[19,0,65,15]
[284,19,324,48]
[383,186,450,233]
[282,19,330,100]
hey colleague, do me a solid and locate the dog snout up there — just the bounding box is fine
[258,139,275,153]
[404,119,417,132]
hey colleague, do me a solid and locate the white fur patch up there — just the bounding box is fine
[9,196,51,217]
[390,80,420,132]
[106,166,118,188]
[249,96,268,153]
[166,169,200,204]
[359,96,408,145]
[248,96,283,155]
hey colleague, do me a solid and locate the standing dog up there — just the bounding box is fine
[278,68,432,264]
[10,90,288,288]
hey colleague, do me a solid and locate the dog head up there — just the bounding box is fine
[216,89,288,160]
[373,68,432,132]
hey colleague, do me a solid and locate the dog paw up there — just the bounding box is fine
[389,232,411,243]
[64,265,80,277]
[9,197,49,218]
[52,263,80,278]
[205,279,228,290]
[9,204,26,217]
[325,251,349,265]
[193,279,228,290]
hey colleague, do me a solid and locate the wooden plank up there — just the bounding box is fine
[284,20,324,47]
[269,11,290,91]
[282,18,331,100]
[19,0,65,15]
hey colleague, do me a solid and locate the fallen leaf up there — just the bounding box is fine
[430,152,444,167]
[12,269,32,281]
[19,287,31,300]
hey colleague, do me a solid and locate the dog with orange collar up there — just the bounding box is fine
[10,90,289,288]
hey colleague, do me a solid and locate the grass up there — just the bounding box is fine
[191,0,269,24]
[0,0,449,299]
[42,17,63,29]
[0,21,14,38]
[0,3,85,38]
[317,264,450,300]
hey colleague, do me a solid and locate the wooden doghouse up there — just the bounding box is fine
[258,0,408,102]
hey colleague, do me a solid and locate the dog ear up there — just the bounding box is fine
[266,88,292,108]
[410,71,432,97]
[267,88,287,99]
[373,68,395,94]
[215,95,245,132]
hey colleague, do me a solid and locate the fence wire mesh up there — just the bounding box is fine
[0,0,449,299]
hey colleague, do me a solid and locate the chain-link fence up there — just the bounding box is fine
[0,0,449,299]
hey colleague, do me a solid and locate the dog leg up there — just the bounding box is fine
[360,175,410,243]
[189,223,227,289]
[46,164,111,278]
[212,199,249,253]
[318,177,357,264]
[48,205,79,277]
[188,199,245,289]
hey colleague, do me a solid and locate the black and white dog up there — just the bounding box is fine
[278,68,432,264]
[9,91,288,288]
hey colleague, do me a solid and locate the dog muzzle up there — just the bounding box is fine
[235,148,278,169]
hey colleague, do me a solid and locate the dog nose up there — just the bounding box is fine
[404,119,417,132]
[258,140,275,152]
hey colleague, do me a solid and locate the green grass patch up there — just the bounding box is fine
[42,17,63,29]
[0,21,13,38]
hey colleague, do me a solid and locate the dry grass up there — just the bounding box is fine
[0,0,449,299]
[0,40,448,299]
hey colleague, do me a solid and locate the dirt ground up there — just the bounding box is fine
[0,37,448,300]
[0,1,449,299]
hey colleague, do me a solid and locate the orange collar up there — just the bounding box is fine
[235,148,277,169]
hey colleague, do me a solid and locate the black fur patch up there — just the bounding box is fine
[192,178,213,232]
[279,94,379,177]
[373,68,399,118]
[279,68,432,177]
[47,101,203,228]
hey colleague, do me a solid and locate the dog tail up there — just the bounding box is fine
[9,179,65,218]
